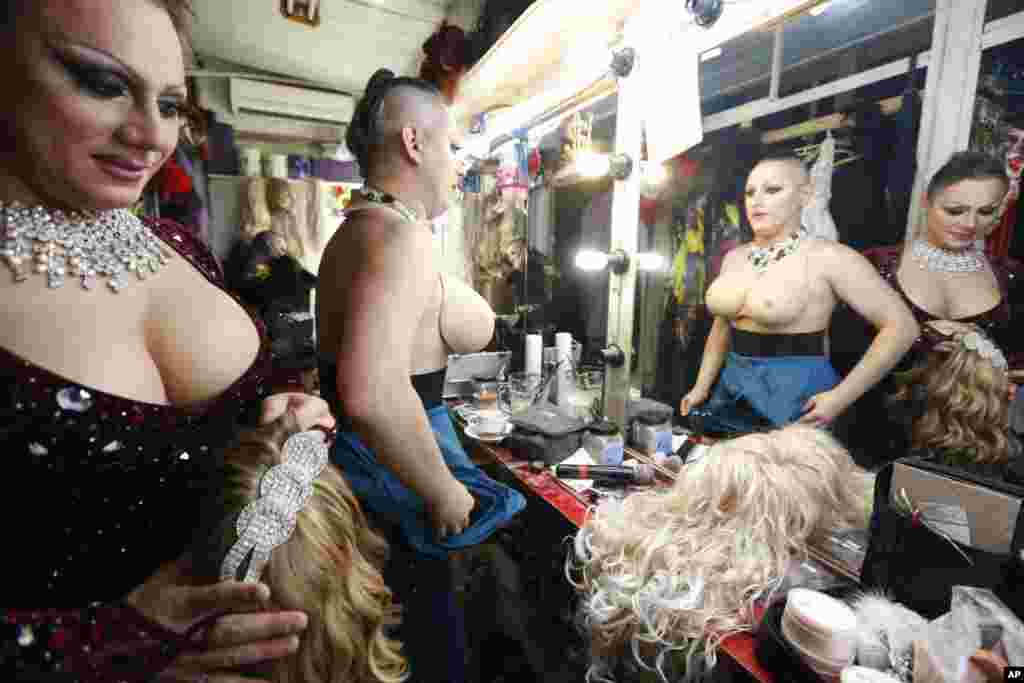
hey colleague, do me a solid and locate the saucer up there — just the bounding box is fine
[465,423,514,443]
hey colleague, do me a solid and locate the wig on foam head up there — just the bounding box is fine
[568,424,872,682]
[892,322,1011,466]
[239,178,272,242]
[189,413,408,683]
[266,178,307,261]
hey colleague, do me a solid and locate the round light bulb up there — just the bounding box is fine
[637,252,665,271]
[576,151,611,178]
[575,249,609,271]
[643,161,669,185]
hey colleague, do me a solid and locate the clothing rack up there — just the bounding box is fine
[760,94,907,145]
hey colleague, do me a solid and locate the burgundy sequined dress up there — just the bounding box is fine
[1,220,273,681]
[864,245,1022,371]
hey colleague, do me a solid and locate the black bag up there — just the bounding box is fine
[506,406,587,465]
[860,455,1024,619]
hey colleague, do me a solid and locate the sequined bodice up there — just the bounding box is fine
[1,220,271,607]
[865,245,1022,370]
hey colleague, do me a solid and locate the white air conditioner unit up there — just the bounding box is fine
[229,77,354,125]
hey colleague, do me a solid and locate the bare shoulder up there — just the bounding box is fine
[320,211,435,288]
[720,242,750,269]
[808,238,872,270]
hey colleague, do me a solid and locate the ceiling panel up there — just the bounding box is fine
[190,0,448,93]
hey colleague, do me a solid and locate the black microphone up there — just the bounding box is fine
[533,461,655,486]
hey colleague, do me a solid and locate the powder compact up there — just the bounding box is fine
[781,588,858,681]
[840,666,902,683]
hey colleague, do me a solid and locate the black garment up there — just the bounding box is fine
[511,247,550,326]
[370,514,467,683]
[886,61,924,241]
[861,453,1024,619]
[225,233,318,370]
[652,306,712,420]
[830,106,900,251]
[319,360,446,428]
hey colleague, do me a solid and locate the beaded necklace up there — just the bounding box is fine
[358,187,421,223]
[747,232,801,275]
[910,239,987,273]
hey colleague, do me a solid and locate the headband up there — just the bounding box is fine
[220,430,329,583]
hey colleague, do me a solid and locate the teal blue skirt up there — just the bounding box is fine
[330,404,526,558]
[689,351,840,434]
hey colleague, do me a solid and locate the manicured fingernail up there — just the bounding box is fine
[294,613,309,631]
[288,635,301,652]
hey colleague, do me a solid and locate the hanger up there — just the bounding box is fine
[794,130,863,168]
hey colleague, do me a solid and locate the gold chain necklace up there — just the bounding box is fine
[358,187,421,224]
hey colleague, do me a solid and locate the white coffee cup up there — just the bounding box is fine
[474,410,508,437]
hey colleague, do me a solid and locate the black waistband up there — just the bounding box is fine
[318,360,446,426]
[731,328,826,357]
[411,368,446,411]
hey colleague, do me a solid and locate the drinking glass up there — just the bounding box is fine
[499,372,543,415]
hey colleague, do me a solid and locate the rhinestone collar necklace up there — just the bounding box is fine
[357,187,422,224]
[748,232,801,275]
[910,239,987,273]
[0,202,172,292]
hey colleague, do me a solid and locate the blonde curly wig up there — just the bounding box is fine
[568,424,872,682]
[190,413,408,683]
[892,322,1011,465]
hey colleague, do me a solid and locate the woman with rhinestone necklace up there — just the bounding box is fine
[0,1,333,680]
[843,153,1023,465]
[680,155,918,434]
[864,152,1021,376]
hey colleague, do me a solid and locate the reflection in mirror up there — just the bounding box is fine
[522,95,619,374]
[778,0,934,99]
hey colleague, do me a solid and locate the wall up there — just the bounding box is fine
[191,0,447,93]
[446,0,484,30]
[208,176,245,262]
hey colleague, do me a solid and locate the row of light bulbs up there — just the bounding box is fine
[573,151,669,186]
[575,249,665,273]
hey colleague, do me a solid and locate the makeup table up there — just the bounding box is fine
[467,434,865,683]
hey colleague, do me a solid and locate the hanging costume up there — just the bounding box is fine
[801,132,839,242]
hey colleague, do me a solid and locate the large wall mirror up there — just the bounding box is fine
[505,0,942,414]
